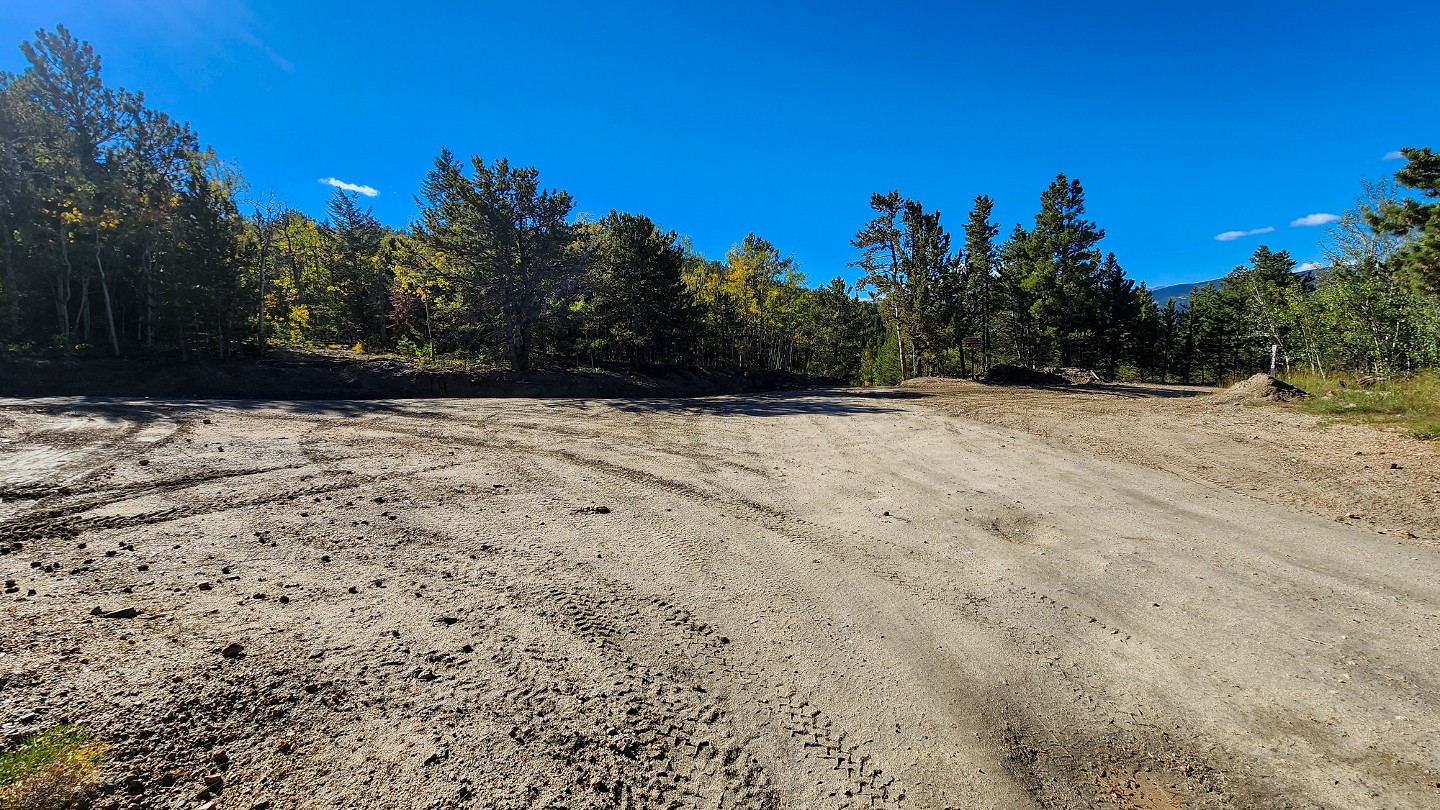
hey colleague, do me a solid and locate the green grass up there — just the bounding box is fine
[1281,369,1440,440]
[0,726,107,810]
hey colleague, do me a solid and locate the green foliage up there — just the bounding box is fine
[580,211,694,365]
[851,191,962,378]
[414,150,583,371]
[0,725,108,810]
[1284,370,1440,440]
[1369,147,1440,292]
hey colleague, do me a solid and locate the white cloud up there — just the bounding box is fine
[1290,212,1340,227]
[319,177,379,197]
[1383,150,1405,160]
[1214,226,1275,242]
[1296,261,1321,273]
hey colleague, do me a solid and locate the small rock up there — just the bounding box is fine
[220,642,244,658]
[586,504,611,514]
[92,606,139,619]
[308,649,325,660]
[137,459,149,466]
[211,751,229,766]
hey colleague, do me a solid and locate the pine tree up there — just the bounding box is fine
[415,150,582,371]
[1370,147,1440,292]
[585,211,692,366]
[962,195,999,370]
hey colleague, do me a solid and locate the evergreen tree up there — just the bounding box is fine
[1370,147,1440,292]
[584,211,692,365]
[415,150,583,371]
[323,189,388,344]
[962,195,999,370]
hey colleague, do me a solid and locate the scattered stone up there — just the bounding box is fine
[91,606,139,619]
[585,504,611,514]
[220,642,245,658]
[137,459,149,466]
[211,750,229,766]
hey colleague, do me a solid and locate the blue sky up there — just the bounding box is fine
[2,1,1434,287]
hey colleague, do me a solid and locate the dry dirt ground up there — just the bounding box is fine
[0,380,1436,810]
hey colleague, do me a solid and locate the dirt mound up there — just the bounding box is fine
[1210,373,1308,404]
[1040,366,1102,385]
[978,364,1073,386]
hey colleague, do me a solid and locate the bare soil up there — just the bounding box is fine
[1,381,1436,809]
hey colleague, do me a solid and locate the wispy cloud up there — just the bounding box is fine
[1296,261,1321,273]
[1214,226,1275,242]
[1290,213,1339,227]
[1383,150,1405,160]
[320,177,380,197]
[238,28,294,73]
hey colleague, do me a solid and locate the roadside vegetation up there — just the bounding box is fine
[0,726,108,810]
[1283,370,1440,440]
[1,26,1437,390]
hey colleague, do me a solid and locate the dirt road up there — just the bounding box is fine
[1,383,1436,809]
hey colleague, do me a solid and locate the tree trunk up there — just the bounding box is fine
[56,219,75,339]
[95,241,120,357]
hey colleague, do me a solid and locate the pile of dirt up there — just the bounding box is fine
[1040,367,1102,385]
[1209,373,1308,404]
[978,364,1074,386]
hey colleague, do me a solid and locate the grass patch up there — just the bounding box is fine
[0,726,108,810]
[1281,370,1440,440]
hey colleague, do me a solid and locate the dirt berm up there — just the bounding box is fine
[0,351,831,399]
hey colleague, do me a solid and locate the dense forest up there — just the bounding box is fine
[2,26,1437,385]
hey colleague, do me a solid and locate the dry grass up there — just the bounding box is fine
[0,726,108,810]
[1282,369,1440,440]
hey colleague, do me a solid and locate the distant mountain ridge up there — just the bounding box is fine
[1148,279,1222,309]
[1148,269,1314,310]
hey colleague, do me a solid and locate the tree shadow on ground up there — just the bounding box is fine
[610,389,925,417]
[969,382,1209,399]
[0,397,445,420]
[1,389,928,420]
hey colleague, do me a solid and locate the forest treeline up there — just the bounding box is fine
[2,26,1438,384]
